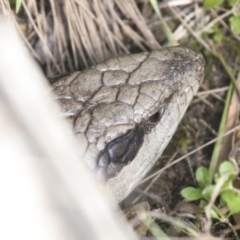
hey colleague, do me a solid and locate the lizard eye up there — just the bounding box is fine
[148,107,165,123]
[149,112,160,123]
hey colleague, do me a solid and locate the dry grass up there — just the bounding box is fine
[2,0,207,76]
[4,0,162,75]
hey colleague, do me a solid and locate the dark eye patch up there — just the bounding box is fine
[97,104,168,180]
[97,127,144,179]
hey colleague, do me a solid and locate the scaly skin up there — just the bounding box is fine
[52,46,205,202]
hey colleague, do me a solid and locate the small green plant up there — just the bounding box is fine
[15,0,22,13]
[181,161,240,220]
[9,0,22,13]
[203,0,240,37]
[204,25,223,43]
[203,0,224,8]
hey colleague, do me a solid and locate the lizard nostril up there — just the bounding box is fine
[184,62,193,73]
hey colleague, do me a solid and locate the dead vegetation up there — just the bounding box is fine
[1,0,240,239]
[1,0,206,76]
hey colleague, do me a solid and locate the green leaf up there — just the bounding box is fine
[202,185,215,200]
[219,195,227,207]
[221,190,240,215]
[229,0,238,7]
[206,24,219,34]
[196,167,209,189]
[181,187,202,201]
[204,0,224,8]
[213,32,223,42]
[178,138,191,148]
[229,16,240,35]
[219,161,236,175]
[210,208,221,220]
[214,172,220,182]
[16,0,22,13]
[215,162,236,191]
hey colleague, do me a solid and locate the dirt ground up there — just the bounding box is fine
[2,0,240,238]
